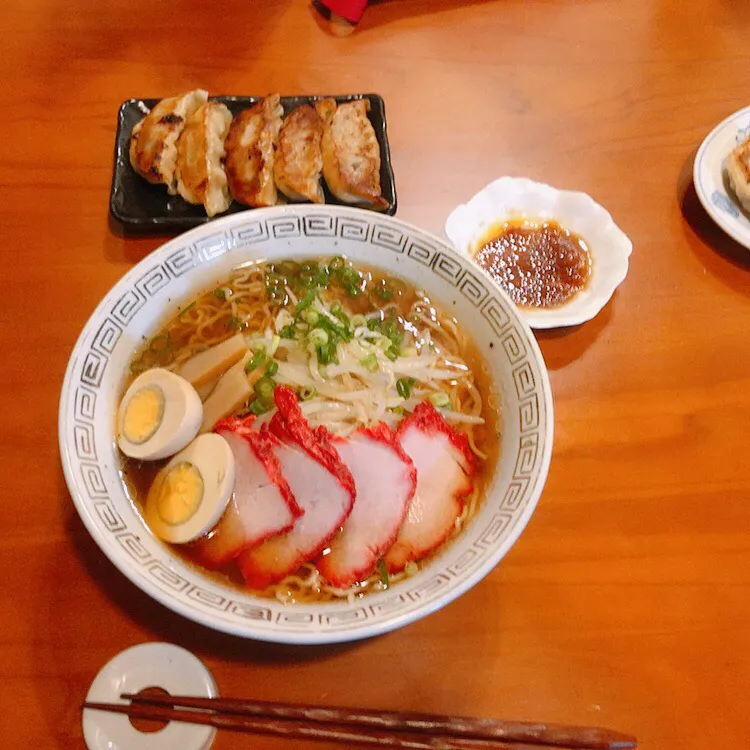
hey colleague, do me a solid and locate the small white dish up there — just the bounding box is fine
[693,104,750,250]
[444,177,633,329]
[83,643,218,750]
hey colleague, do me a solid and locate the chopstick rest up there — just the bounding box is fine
[82,642,218,750]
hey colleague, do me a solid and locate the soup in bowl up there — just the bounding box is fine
[59,206,553,643]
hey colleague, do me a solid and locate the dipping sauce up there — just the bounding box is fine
[474,220,592,308]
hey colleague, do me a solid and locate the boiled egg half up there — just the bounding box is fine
[116,368,202,461]
[144,433,235,543]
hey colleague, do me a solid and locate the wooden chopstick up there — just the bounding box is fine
[82,693,636,750]
[82,702,570,750]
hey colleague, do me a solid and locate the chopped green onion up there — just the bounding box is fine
[302,309,320,326]
[254,376,276,401]
[396,377,415,399]
[429,392,451,408]
[329,256,346,272]
[367,317,381,331]
[279,325,296,340]
[385,346,399,362]
[339,267,359,286]
[178,302,196,320]
[382,317,403,346]
[351,314,367,328]
[265,360,279,376]
[317,341,337,365]
[328,300,350,327]
[377,559,390,588]
[227,316,242,330]
[360,353,379,373]
[249,399,270,415]
[308,328,329,347]
[333,308,350,327]
[295,289,316,314]
[213,288,226,300]
[313,314,350,343]
[244,350,266,372]
[300,271,317,288]
[331,316,352,342]
[314,268,330,287]
[370,279,393,301]
[300,385,317,401]
[345,284,361,298]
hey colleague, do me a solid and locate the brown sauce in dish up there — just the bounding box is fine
[474,220,592,308]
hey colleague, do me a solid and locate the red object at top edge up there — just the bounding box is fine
[316,0,369,24]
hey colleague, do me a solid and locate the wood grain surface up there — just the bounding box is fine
[1,1,748,748]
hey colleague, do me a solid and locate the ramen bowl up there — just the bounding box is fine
[59,205,553,644]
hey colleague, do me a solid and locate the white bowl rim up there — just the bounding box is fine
[59,204,554,644]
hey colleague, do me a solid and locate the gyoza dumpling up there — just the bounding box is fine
[727,135,750,213]
[274,104,325,203]
[224,95,283,208]
[129,89,208,194]
[317,98,387,209]
[175,101,233,217]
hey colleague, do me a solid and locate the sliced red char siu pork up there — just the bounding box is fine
[238,386,356,588]
[191,415,302,568]
[319,424,417,588]
[384,401,475,573]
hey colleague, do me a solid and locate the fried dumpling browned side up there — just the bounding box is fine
[274,104,324,204]
[129,89,208,194]
[727,135,750,213]
[224,95,283,208]
[317,98,387,209]
[175,101,233,217]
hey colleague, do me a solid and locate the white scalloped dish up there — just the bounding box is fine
[445,178,632,329]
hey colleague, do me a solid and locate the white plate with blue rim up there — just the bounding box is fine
[693,104,750,249]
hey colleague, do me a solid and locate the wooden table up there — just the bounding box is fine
[2,0,748,747]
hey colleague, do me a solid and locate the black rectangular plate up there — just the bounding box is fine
[110,93,397,234]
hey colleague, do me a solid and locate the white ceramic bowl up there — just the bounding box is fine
[693,104,750,250]
[444,177,633,329]
[59,205,553,644]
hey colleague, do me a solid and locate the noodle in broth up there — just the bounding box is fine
[124,257,498,603]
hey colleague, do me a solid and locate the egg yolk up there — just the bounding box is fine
[122,385,165,444]
[154,462,204,525]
